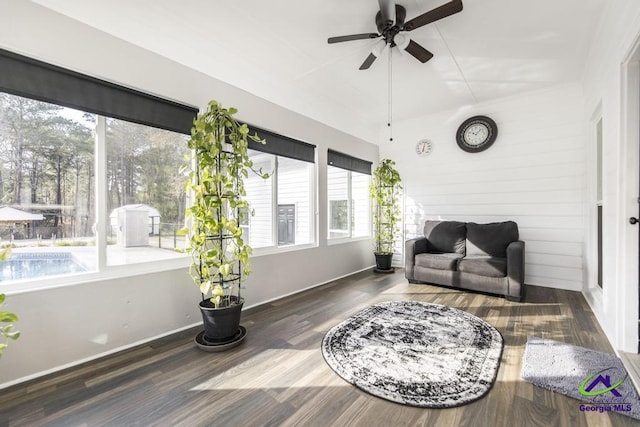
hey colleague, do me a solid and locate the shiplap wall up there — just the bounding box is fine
[380,83,586,291]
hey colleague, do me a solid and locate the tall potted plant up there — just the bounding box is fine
[184,100,267,349]
[370,159,402,272]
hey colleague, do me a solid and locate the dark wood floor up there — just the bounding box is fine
[0,269,637,427]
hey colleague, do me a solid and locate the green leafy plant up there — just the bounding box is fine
[183,100,268,308]
[370,159,402,255]
[0,247,19,358]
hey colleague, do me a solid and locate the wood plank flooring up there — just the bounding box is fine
[0,269,637,427]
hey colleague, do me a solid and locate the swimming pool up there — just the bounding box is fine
[0,252,87,281]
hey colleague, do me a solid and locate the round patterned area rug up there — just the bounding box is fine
[321,300,503,408]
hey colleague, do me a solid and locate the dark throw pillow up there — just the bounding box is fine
[423,220,467,254]
[466,221,519,258]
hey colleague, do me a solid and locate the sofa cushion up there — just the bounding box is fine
[415,252,463,270]
[458,256,507,278]
[466,221,519,258]
[423,220,467,254]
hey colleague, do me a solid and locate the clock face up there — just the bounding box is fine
[415,139,433,156]
[463,124,489,146]
[456,116,498,153]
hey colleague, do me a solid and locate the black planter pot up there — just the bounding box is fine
[199,296,244,343]
[374,253,394,273]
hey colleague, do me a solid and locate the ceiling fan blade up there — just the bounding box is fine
[403,0,463,31]
[328,33,380,44]
[378,0,396,27]
[404,39,434,63]
[359,53,378,70]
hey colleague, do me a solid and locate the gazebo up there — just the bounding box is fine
[0,206,44,240]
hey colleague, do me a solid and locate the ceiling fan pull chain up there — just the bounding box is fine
[388,44,393,142]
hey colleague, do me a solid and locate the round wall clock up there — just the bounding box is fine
[456,115,498,153]
[415,139,433,156]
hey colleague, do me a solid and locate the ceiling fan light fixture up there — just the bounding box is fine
[394,34,410,53]
[371,39,388,58]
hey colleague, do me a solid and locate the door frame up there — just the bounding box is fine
[619,35,640,352]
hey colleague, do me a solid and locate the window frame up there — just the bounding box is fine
[0,104,193,293]
[0,50,192,292]
[326,150,373,244]
[244,149,318,255]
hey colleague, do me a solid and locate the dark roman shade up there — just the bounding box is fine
[0,48,198,135]
[246,125,315,163]
[327,149,372,175]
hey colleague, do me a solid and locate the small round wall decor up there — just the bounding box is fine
[456,115,498,153]
[415,139,433,156]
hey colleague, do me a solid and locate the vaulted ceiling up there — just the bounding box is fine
[32,0,605,143]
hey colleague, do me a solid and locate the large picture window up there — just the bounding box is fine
[105,118,190,265]
[0,95,97,280]
[327,150,372,240]
[0,48,318,286]
[0,48,198,286]
[0,92,192,282]
[244,142,316,249]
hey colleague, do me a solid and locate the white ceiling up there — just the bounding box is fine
[33,0,605,143]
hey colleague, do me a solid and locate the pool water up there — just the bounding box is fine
[0,252,87,281]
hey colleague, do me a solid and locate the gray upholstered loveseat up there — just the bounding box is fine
[405,220,525,301]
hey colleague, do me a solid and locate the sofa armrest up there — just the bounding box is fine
[506,240,525,301]
[405,237,428,280]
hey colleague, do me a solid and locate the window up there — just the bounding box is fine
[105,118,190,265]
[0,48,317,286]
[328,167,349,238]
[0,48,198,285]
[277,156,313,245]
[244,145,315,249]
[327,150,372,240]
[0,92,192,280]
[244,151,274,248]
[351,171,371,237]
[0,94,97,280]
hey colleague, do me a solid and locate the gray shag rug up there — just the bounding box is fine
[521,336,640,420]
[321,301,503,408]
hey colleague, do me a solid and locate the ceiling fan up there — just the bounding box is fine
[328,0,463,70]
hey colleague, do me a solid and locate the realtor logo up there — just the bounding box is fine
[579,368,627,397]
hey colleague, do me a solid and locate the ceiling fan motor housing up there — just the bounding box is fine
[376,4,407,45]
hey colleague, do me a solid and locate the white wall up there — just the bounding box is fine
[581,1,640,352]
[0,1,378,387]
[380,83,587,291]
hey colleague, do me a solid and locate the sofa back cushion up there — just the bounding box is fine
[423,220,467,254]
[466,221,519,258]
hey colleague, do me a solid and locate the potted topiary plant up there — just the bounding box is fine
[184,100,268,350]
[370,159,402,273]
